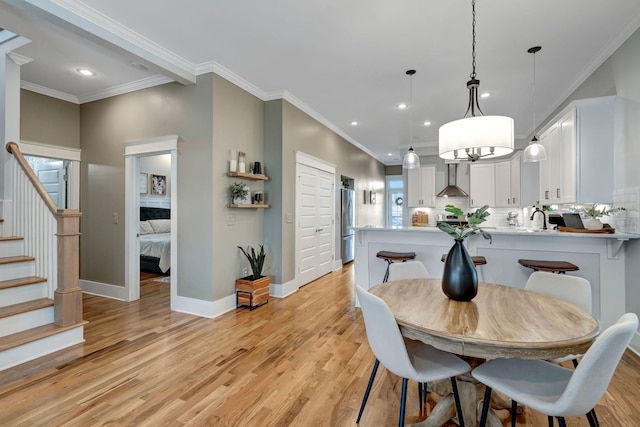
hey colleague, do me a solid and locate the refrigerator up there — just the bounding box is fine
[341,188,355,264]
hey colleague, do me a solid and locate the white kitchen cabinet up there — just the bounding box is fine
[538,96,614,204]
[510,151,521,206]
[407,165,436,207]
[469,163,495,207]
[494,160,511,207]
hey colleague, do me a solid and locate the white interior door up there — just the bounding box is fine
[25,156,66,208]
[296,163,335,286]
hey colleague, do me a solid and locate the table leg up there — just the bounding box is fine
[408,375,506,427]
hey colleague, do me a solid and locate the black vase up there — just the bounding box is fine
[442,240,478,301]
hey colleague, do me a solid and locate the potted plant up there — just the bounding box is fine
[437,204,491,301]
[236,245,269,309]
[579,204,624,230]
[230,182,250,204]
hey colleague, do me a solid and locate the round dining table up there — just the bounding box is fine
[368,278,600,427]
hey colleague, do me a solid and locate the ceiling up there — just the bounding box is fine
[2,0,640,165]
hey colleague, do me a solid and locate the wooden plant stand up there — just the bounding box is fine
[235,275,269,310]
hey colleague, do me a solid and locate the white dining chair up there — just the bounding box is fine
[355,285,470,427]
[472,313,638,427]
[524,271,591,313]
[387,260,431,281]
[357,260,432,421]
[524,271,598,424]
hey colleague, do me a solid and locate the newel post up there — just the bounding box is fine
[54,209,83,326]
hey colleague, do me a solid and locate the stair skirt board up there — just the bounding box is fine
[0,282,48,308]
[0,307,54,338]
[0,326,85,371]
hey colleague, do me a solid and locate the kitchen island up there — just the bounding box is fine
[353,226,640,329]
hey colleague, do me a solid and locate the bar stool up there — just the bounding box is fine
[517,259,579,274]
[376,251,417,282]
[441,254,487,281]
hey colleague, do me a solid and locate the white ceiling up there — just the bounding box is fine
[3,0,640,165]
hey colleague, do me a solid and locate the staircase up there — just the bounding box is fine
[0,142,86,371]
[0,233,85,370]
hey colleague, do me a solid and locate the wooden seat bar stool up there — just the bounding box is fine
[376,251,417,283]
[518,259,579,274]
[440,254,487,266]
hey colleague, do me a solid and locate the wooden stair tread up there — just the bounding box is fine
[0,236,23,242]
[0,276,47,290]
[0,298,53,319]
[0,321,87,353]
[0,255,35,265]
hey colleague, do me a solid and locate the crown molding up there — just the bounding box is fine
[6,0,196,84]
[7,52,33,65]
[21,80,79,104]
[199,61,267,101]
[78,75,173,103]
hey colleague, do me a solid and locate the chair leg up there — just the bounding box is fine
[418,381,422,412]
[356,359,380,423]
[548,415,554,427]
[450,377,465,427]
[556,417,567,427]
[423,382,428,407]
[479,386,492,427]
[511,399,517,427]
[399,378,408,427]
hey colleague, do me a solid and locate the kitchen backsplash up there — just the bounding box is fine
[408,195,637,233]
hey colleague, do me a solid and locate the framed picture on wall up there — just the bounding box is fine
[139,173,148,194]
[150,174,167,196]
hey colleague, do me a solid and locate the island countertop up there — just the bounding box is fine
[351,225,640,240]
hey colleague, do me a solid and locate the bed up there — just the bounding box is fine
[139,207,171,274]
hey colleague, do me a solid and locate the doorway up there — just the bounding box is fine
[386,175,404,227]
[124,135,178,308]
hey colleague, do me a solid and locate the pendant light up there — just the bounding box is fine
[402,69,420,169]
[523,46,547,162]
[438,0,514,162]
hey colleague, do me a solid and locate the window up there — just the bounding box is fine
[386,176,404,228]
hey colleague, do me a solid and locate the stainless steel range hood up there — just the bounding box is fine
[436,163,469,198]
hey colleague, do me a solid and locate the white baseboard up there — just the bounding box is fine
[172,294,236,319]
[79,279,128,301]
[332,260,344,270]
[270,277,299,298]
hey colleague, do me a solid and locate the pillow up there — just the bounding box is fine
[139,221,154,235]
[148,219,171,234]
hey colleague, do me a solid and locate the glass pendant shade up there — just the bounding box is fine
[439,115,514,160]
[402,146,420,169]
[522,136,547,162]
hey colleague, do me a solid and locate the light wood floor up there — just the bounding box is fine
[0,264,638,426]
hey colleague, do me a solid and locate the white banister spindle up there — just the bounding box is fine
[10,157,58,298]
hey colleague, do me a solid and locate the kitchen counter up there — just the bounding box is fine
[353,226,639,329]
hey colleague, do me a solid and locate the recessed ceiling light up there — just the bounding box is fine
[480,92,491,98]
[387,153,393,156]
[397,103,408,109]
[423,121,432,126]
[76,68,95,76]
[351,121,358,126]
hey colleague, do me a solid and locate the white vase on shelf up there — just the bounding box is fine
[585,217,603,230]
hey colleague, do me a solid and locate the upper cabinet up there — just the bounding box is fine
[538,96,615,204]
[470,153,521,208]
[407,165,436,207]
[469,162,495,207]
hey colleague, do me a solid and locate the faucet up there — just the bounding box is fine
[530,207,547,230]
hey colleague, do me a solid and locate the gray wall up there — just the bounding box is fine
[265,99,386,284]
[20,89,80,148]
[79,75,215,300]
[212,74,265,300]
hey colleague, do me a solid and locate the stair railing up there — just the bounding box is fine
[6,142,83,327]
